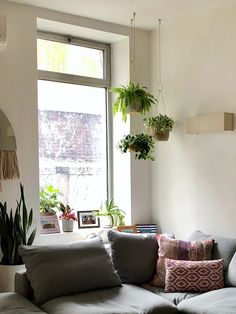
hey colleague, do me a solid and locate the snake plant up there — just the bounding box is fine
[0,184,36,265]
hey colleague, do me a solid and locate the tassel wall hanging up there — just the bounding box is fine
[0,109,20,190]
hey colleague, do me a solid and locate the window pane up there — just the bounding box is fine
[37,39,104,79]
[38,80,107,210]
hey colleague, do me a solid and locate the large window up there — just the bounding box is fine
[37,33,111,210]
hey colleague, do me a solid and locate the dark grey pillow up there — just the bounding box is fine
[107,230,158,284]
[188,230,236,271]
[19,237,121,304]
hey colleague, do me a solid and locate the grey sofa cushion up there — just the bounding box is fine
[226,252,236,286]
[0,292,46,314]
[15,269,34,300]
[107,230,158,284]
[177,287,236,314]
[188,230,236,272]
[41,284,178,314]
[19,237,121,304]
[141,283,200,306]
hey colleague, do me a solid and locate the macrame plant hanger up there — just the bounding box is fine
[157,18,167,115]
[130,12,136,83]
[0,109,20,191]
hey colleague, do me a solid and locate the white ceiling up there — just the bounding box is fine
[6,0,236,30]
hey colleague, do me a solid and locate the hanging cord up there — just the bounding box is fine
[157,18,167,114]
[130,12,136,82]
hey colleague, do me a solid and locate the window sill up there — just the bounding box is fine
[36,227,102,245]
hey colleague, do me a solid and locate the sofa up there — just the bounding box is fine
[0,229,236,314]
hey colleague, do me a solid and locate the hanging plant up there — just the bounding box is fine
[118,133,155,160]
[110,82,156,123]
[110,14,156,123]
[144,114,174,141]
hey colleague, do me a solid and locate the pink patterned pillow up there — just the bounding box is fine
[150,235,214,287]
[165,258,224,292]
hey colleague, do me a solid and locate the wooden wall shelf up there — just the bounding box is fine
[186,112,234,134]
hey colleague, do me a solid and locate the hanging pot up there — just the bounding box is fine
[128,144,140,153]
[126,103,141,114]
[62,219,74,232]
[152,130,170,141]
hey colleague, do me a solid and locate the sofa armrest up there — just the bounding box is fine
[15,269,34,300]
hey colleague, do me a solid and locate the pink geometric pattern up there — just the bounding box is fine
[150,235,214,287]
[165,258,224,293]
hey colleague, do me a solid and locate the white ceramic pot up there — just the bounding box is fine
[0,264,25,292]
[62,219,74,232]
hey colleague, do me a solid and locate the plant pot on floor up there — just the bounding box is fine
[62,219,74,232]
[0,264,25,292]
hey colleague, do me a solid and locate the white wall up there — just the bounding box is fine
[0,0,151,243]
[150,2,236,239]
[0,1,39,221]
[130,30,152,224]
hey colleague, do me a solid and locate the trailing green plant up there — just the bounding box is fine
[0,184,37,265]
[118,133,155,161]
[96,200,125,227]
[39,185,60,214]
[110,82,157,122]
[144,114,174,134]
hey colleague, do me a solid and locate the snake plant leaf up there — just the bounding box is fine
[20,183,28,236]
[28,208,33,230]
[27,227,37,246]
[0,184,36,265]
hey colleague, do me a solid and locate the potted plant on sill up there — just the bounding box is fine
[39,185,61,234]
[59,203,77,232]
[0,183,36,292]
[110,82,157,122]
[144,114,174,141]
[39,185,60,215]
[118,133,155,161]
[96,199,125,228]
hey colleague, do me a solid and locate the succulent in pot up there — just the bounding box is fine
[110,82,157,122]
[144,114,174,141]
[118,133,155,161]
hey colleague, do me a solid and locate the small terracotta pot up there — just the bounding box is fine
[126,103,141,114]
[152,130,170,141]
[128,144,140,152]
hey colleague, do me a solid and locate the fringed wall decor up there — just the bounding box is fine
[0,109,20,190]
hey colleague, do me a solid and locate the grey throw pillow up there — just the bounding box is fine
[188,230,236,287]
[108,230,158,284]
[19,237,121,304]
